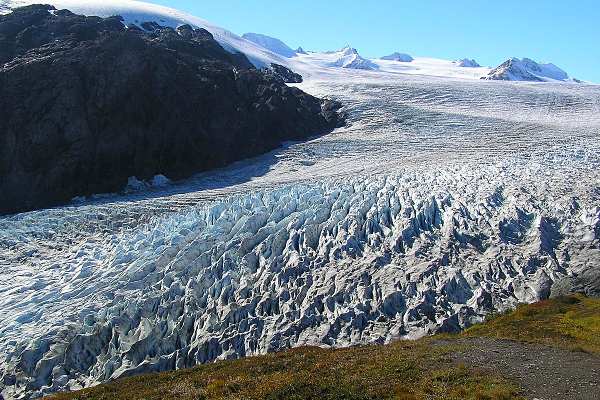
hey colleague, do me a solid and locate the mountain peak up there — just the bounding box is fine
[330,46,378,70]
[483,57,570,82]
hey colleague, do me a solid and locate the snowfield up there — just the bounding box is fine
[1,1,600,399]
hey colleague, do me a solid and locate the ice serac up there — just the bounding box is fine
[0,6,342,214]
[455,58,480,68]
[381,52,414,62]
[331,46,378,70]
[483,57,571,82]
[242,32,297,58]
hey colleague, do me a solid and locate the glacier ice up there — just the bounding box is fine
[0,20,599,398]
[1,161,599,398]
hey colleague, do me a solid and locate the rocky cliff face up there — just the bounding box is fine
[0,5,342,215]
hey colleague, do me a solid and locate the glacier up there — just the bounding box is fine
[1,75,599,398]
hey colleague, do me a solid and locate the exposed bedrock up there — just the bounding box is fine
[0,5,342,215]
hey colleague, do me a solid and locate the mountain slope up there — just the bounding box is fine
[242,32,296,58]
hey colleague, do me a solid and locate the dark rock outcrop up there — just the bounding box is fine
[0,5,342,215]
[264,63,303,83]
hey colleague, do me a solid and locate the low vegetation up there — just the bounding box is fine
[48,295,599,400]
[464,294,600,354]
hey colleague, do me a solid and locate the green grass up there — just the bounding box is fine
[47,295,600,400]
[464,294,600,353]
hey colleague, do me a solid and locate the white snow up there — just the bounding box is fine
[1,1,599,399]
[242,33,296,58]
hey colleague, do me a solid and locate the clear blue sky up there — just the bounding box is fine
[150,0,599,82]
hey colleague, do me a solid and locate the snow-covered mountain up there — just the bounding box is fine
[296,46,308,55]
[483,58,572,82]
[455,58,481,68]
[328,46,379,70]
[381,52,414,62]
[242,32,296,58]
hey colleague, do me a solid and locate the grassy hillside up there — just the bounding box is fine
[47,295,599,400]
[465,294,600,353]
